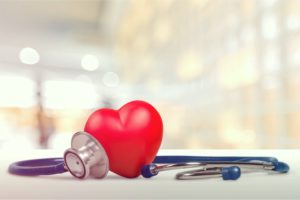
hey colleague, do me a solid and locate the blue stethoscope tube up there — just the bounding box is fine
[8,155,289,180]
[8,132,290,180]
[142,156,289,180]
[8,158,67,176]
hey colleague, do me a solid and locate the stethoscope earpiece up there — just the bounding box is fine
[175,166,242,180]
[273,161,290,173]
[221,166,241,180]
[141,163,241,180]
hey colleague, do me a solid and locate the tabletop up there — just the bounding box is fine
[0,149,299,199]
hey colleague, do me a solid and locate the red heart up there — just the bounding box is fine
[84,100,163,178]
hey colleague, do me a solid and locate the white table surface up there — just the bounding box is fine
[0,149,299,199]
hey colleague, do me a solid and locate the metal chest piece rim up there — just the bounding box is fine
[64,131,109,179]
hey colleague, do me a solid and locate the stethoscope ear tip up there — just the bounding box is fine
[141,164,158,178]
[221,166,241,180]
[273,162,290,173]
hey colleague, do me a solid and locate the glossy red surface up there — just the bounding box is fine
[84,100,163,178]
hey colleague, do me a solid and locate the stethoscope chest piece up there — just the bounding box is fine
[64,131,109,179]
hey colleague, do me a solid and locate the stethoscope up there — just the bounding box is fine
[8,131,289,180]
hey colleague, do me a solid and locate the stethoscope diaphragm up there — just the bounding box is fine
[64,131,109,179]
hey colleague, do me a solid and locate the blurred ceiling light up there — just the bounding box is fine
[19,47,40,65]
[102,72,120,87]
[81,54,99,71]
[176,51,202,80]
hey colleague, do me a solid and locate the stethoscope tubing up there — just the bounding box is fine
[153,156,279,163]
[8,158,67,176]
[8,155,287,177]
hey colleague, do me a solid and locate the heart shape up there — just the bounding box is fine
[84,100,163,178]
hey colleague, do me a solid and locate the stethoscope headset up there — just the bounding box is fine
[9,131,289,181]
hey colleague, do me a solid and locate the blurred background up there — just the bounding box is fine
[0,0,299,150]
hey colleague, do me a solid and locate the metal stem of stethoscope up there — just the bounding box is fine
[175,161,275,180]
[155,161,274,172]
[142,161,286,180]
[176,161,274,180]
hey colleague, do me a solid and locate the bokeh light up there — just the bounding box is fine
[19,47,40,65]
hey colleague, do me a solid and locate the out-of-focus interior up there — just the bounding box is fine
[0,0,299,150]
